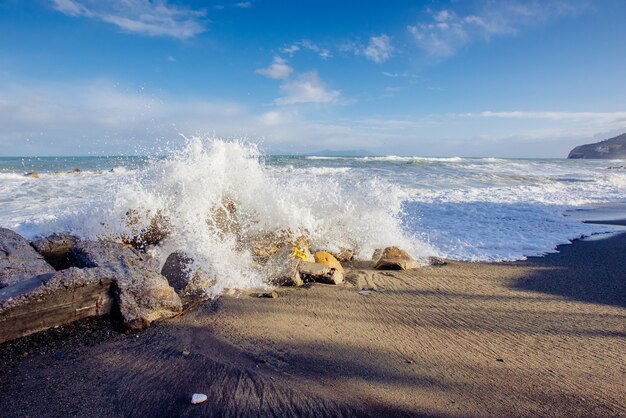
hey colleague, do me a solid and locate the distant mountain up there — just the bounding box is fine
[304,149,377,157]
[568,133,626,159]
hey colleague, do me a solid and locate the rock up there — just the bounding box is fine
[73,240,182,330]
[24,172,39,178]
[374,246,418,270]
[264,245,304,286]
[257,291,278,299]
[191,393,207,405]
[358,290,372,296]
[314,251,344,273]
[568,133,626,159]
[1,228,55,288]
[120,209,171,250]
[160,251,192,293]
[427,256,447,267]
[298,261,344,285]
[331,247,354,262]
[246,230,291,261]
[160,252,213,296]
[30,233,80,270]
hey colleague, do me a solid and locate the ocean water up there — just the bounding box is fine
[1,138,625,293]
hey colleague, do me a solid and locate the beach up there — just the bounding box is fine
[1,231,624,418]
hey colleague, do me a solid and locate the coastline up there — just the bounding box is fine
[1,231,625,417]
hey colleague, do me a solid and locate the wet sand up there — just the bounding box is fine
[1,233,625,417]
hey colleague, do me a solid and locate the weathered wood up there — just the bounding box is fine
[0,268,114,343]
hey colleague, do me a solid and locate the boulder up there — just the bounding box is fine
[114,268,183,331]
[73,240,182,330]
[264,246,303,286]
[160,251,213,295]
[374,246,418,270]
[31,233,80,270]
[314,251,344,273]
[1,228,55,288]
[298,261,344,285]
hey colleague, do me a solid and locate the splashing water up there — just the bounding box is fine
[5,138,430,295]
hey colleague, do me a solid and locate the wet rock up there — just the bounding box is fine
[24,172,39,178]
[265,246,303,286]
[74,241,181,330]
[374,246,418,270]
[191,393,207,405]
[160,252,213,296]
[31,233,80,270]
[160,252,192,293]
[427,256,447,267]
[1,228,55,289]
[120,209,171,250]
[298,261,344,285]
[314,251,344,273]
[331,247,354,262]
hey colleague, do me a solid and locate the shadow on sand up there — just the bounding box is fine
[512,232,626,309]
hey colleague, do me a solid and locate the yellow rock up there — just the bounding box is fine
[314,251,344,273]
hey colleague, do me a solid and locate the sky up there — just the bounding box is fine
[1,0,625,157]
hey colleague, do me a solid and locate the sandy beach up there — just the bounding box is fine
[0,231,624,418]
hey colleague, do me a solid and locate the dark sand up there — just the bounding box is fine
[1,233,625,418]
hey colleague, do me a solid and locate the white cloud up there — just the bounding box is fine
[363,34,393,63]
[50,0,208,39]
[281,40,331,60]
[275,72,340,105]
[2,80,622,158]
[408,1,587,57]
[234,2,251,8]
[255,57,293,79]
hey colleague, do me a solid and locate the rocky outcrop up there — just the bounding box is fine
[568,133,626,159]
[0,231,182,342]
[31,233,80,270]
[73,241,182,330]
[1,228,55,288]
[374,246,418,270]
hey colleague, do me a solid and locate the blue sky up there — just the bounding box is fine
[1,0,625,157]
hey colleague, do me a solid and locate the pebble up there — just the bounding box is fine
[358,290,372,296]
[191,393,207,405]
[258,291,278,299]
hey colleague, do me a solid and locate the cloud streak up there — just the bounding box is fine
[51,0,208,39]
[408,1,587,57]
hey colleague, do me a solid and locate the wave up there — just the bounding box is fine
[11,138,434,295]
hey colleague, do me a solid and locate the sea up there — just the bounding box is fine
[2,138,625,294]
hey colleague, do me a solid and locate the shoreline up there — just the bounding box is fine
[1,232,625,417]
